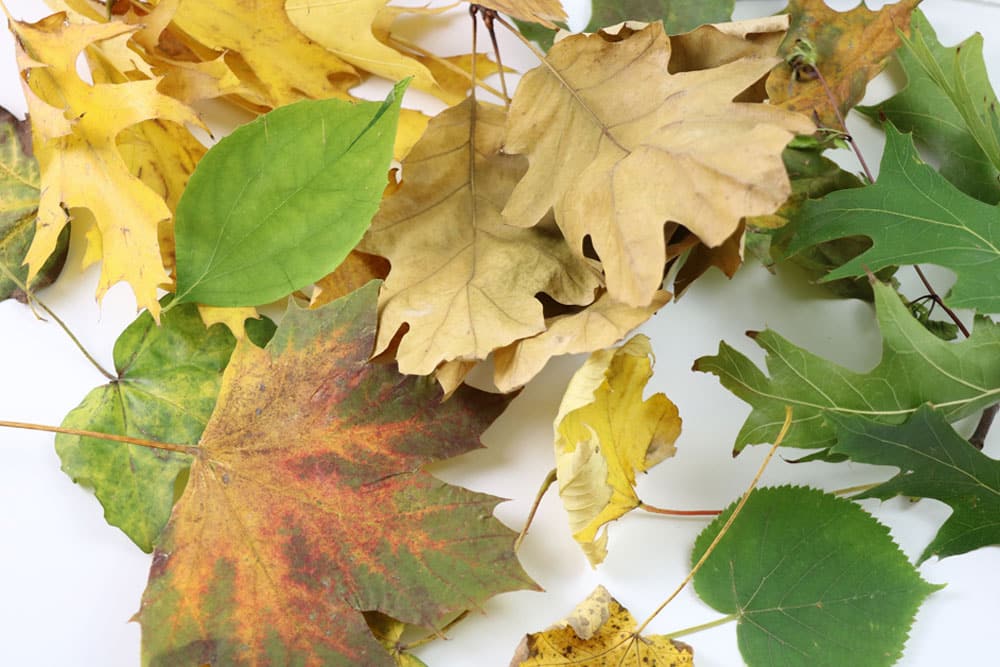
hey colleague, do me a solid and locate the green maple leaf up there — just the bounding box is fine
[693,281,1000,453]
[138,282,535,665]
[57,298,274,552]
[785,125,1000,313]
[830,405,1000,562]
[0,107,68,301]
[693,486,940,667]
[861,10,1000,203]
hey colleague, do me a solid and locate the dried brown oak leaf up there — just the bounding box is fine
[766,0,919,130]
[361,99,600,377]
[476,0,567,29]
[137,281,535,665]
[503,22,814,307]
[8,12,203,317]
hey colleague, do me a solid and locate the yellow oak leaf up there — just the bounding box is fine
[165,0,359,107]
[10,12,203,316]
[503,22,813,307]
[510,586,694,666]
[361,99,600,376]
[554,335,680,566]
[493,290,670,392]
[766,0,919,130]
[477,0,566,29]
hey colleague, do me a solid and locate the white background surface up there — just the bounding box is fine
[1,0,999,665]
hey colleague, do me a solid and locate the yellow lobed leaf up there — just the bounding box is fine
[10,12,204,316]
[503,23,814,307]
[197,305,260,340]
[362,99,600,376]
[166,0,359,107]
[493,290,670,392]
[669,15,788,76]
[477,0,566,29]
[510,585,694,666]
[555,335,681,566]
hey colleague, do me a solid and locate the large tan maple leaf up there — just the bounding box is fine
[503,22,815,307]
[362,99,600,376]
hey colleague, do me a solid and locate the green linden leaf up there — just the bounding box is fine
[786,125,1000,314]
[692,486,941,667]
[829,405,1000,563]
[585,0,733,33]
[57,297,275,552]
[693,281,1000,453]
[0,107,68,302]
[173,81,407,307]
[861,10,1000,203]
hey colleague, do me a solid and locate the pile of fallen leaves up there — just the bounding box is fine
[1,0,998,664]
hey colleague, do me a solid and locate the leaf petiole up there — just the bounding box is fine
[0,419,198,456]
[662,612,739,639]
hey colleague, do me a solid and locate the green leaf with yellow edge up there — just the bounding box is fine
[510,585,693,666]
[786,125,1000,313]
[173,81,406,307]
[830,405,1000,563]
[0,107,68,302]
[137,282,535,665]
[692,486,940,667]
[555,334,681,566]
[56,297,275,552]
[766,0,919,130]
[694,281,1000,453]
[860,10,1000,203]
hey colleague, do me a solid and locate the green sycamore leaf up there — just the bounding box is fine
[173,81,407,307]
[829,405,1000,563]
[786,125,1000,314]
[692,486,940,667]
[585,0,733,34]
[693,281,1000,453]
[57,297,275,552]
[514,0,733,53]
[860,11,1000,203]
[0,107,68,302]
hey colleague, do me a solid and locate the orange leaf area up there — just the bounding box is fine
[137,283,535,665]
[767,0,919,130]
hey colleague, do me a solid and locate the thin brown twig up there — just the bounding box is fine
[478,9,511,111]
[633,406,794,635]
[0,419,198,455]
[638,502,720,517]
[514,467,557,552]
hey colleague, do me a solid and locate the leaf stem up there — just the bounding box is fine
[800,63,875,183]
[912,265,971,338]
[386,34,507,101]
[0,263,116,380]
[514,467,557,552]
[829,482,881,496]
[971,403,998,451]
[401,610,470,650]
[0,419,198,455]
[492,12,629,153]
[638,502,720,517]
[479,9,511,111]
[633,405,793,635]
[662,613,739,639]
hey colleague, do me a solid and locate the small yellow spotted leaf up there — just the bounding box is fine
[510,586,694,666]
[555,335,681,566]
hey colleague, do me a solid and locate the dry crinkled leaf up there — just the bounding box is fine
[477,0,566,29]
[10,12,203,316]
[669,15,787,75]
[362,99,600,376]
[766,0,919,130]
[137,281,535,665]
[503,23,814,307]
[493,290,670,392]
[555,335,681,565]
[510,585,694,666]
[673,220,745,296]
[310,251,390,309]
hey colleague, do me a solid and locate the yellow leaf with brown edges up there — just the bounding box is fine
[10,12,203,316]
[554,335,680,565]
[766,0,919,130]
[510,586,694,666]
[503,23,814,308]
[361,99,600,376]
